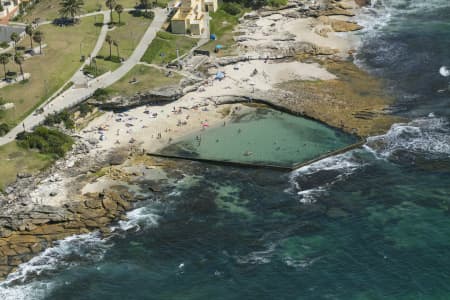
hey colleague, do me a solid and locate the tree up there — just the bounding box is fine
[59,0,84,21]
[14,52,25,79]
[115,4,123,25]
[140,0,149,12]
[113,39,120,59]
[105,34,113,59]
[10,32,20,54]
[33,30,44,54]
[25,24,34,49]
[91,57,98,75]
[0,54,10,80]
[105,0,116,23]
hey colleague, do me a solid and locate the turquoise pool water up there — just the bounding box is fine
[159,107,359,167]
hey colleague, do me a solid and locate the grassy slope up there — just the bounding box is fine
[0,16,101,126]
[0,141,53,191]
[105,64,182,97]
[199,7,245,56]
[94,11,152,75]
[141,31,197,65]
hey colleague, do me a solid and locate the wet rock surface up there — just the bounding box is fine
[0,189,141,279]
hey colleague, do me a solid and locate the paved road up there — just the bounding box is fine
[0,8,167,146]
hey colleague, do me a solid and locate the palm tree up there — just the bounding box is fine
[25,24,34,50]
[10,32,20,54]
[140,0,149,12]
[105,0,116,23]
[115,4,123,25]
[0,54,10,80]
[91,57,98,75]
[113,39,120,59]
[33,31,44,54]
[59,0,84,22]
[105,34,113,59]
[14,52,25,79]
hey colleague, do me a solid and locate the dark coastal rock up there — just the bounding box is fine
[215,54,295,67]
[243,12,260,20]
[17,173,32,179]
[108,151,128,166]
[92,86,183,110]
[0,185,140,280]
[354,0,371,7]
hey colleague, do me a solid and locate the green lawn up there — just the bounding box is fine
[84,0,141,14]
[104,64,183,97]
[93,11,152,76]
[18,0,140,22]
[0,141,53,191]
[199,7,245,56]
[141,31,197,65]
[0,16,101,127]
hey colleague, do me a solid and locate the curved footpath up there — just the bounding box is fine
[0,8,167,146]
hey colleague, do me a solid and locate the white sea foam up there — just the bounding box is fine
[439,66,450,77]
[116,206,161,232]
[355,0,450,57]
[0,232,110,300]
[365,117,450,158]
[284,255,322,269]
[235,243,277,265]
[287,151,364,203]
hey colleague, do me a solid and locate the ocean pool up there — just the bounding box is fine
[158,107,359,168]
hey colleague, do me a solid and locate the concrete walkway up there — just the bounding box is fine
[0,8,167,146]
[70,11,110,86]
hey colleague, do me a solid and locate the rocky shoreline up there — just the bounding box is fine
[0,0,400,280]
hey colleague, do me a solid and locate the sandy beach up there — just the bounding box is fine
[31,0,365,206]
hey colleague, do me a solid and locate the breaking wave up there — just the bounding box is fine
[365,116,450,158]
[288,115,450,202]
[116,206,161,232]
[0,233,111,300]
[287,151,365,203]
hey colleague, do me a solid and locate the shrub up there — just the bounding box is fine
[0,42,8,49]
[44,109,74,129]
[143,11,154,19]
[93,88,110,101]
[222,2,241,15]
[266,0,287,7]
[105,55,121,63]
[78,103,93,117]
[131,9,142,17]
[0,123,10,136]
[16,126,74,157]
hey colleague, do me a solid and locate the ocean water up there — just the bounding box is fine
[159,107,358,168]
[1,0,450,299]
